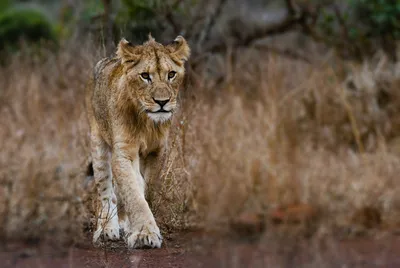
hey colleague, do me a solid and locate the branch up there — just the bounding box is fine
[206,14,304,53]
[201,0,309,53]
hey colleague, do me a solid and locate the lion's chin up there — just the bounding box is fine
[146,111,172,123]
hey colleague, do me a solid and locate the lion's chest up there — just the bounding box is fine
[138,132,165,158]
[114,112,169,158]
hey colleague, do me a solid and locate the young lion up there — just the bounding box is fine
[85,35,190,248]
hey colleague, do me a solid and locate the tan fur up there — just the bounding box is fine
[86,35,190,248]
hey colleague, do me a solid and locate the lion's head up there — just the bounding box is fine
[116,35,190,123]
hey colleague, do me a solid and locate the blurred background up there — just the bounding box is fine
[0,0,399,265]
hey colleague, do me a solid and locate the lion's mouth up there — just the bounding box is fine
[146,109,171,114]
[146,108,173,123]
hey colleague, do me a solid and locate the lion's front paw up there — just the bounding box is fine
[104,226,120,240]
[125,223,162,249]
[93,223,120,244]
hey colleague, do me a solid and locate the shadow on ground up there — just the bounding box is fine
[1,230,400,268]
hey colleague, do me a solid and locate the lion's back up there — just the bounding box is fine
[86,57,121,144]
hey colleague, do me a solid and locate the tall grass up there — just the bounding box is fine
[178,51,400,234]
[0,42,399,244]
[0,42,96,243]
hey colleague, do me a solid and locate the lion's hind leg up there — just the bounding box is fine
[91,132,120,243]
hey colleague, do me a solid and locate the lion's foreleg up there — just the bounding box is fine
[112,147,162,248]
[91,133,120,243]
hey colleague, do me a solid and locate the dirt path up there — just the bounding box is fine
[2,232,400,268]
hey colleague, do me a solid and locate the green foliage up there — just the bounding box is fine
[0,7,56,51]
[313,0,399,59]
[351,0,400,39]
[0,0,11,13]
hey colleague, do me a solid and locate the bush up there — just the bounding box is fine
[311,0,399,60]
[352,0,400,39]
[350,0,399,59]
[0,0,10,13]
[0,7,56,51]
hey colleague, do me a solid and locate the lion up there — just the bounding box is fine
[85,35,190,248]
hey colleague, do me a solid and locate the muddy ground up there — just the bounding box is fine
[1,230,400,268]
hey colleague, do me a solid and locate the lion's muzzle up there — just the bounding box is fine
[146,97,174,123]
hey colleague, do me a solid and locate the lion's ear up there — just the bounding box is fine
[168,36,190,62]
[116,38,141,64]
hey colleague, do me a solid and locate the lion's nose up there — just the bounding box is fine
[153,98,170,108]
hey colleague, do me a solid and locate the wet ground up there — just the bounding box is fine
[1,231,400,268]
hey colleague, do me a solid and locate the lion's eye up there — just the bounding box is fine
[141,72,150,80]
[168,71,176,79]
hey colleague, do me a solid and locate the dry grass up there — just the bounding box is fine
[0,42,97,243]
[0,41,399,245]
[179,51,400,234]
